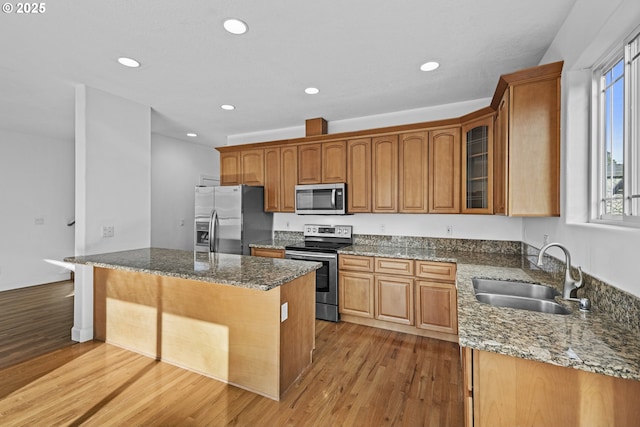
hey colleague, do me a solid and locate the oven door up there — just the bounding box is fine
[284,250,339,322]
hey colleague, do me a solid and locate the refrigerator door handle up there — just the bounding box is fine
[209,210,219,252]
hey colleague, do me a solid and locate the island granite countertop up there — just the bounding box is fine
[338,245,640,382]
[65,247,321,291]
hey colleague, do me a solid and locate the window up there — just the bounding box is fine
[594,28,640,224]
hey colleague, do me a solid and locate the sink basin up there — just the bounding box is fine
[475,293,571,315]
[472,278,570,315]
[472,278,560,300]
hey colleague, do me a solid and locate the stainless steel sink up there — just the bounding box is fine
[474,293,571,315]
[472,278,570,315]
[472,278,560,300]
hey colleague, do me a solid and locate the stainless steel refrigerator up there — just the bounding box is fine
[194,185,273,255]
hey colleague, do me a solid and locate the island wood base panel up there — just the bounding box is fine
[93,267,315,401]
[340,313,458,343]
[465,348,640,427]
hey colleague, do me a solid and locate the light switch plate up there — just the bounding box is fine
[281,302,288,322]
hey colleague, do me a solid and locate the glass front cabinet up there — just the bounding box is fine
[461,115,494,214]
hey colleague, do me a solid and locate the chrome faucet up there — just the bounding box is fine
[537,242,583,299]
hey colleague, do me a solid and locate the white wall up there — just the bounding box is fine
[524,0,640,297]
[150,133,218,250]
[0,129,74,291]
[75,85,151,255]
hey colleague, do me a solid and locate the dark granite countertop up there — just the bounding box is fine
[64,248,321,291]
[250,238,301,250]
[337,245,640,382]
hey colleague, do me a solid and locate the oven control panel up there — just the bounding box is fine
[303,224,352,239]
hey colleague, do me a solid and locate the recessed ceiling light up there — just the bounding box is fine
[117,57,141,68]
[187,133,197,137]
[221,104,235,111]
[305,87,320,95]
[223,18,248,35]
[420,61,440,72]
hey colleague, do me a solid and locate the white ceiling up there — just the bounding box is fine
[0,0,576,147]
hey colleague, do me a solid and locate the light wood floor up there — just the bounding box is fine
[0,284,464,427]
[0,281,74,369]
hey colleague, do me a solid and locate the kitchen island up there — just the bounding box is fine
[65,248,321,401]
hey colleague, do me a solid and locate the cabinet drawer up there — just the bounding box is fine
[339,255,374,272]
[250,248,285,259]
[415,261,456,281]
[374,257,414,276]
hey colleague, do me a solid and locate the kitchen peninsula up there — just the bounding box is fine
[64,248,320,401]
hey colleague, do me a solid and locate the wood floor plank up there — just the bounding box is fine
[0,282,463,426]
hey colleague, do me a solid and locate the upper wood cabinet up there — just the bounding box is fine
[240,149,264,186]
[280,146,298,212]
[492,61,562,216]
[399,131,429,213]
[462,115,494,214]
[263,147,281,211]
[220,151,241,186]
[494,92,508,215]
[216,61,562,217]
[347,138,372,213]
[298,143,322,184]
[372,135,399,213]
[264,146,297,212]
[220,149,264,186]
[321,141,347,183]
[429,127,461,213]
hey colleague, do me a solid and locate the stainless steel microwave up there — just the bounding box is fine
[295,183,347,215]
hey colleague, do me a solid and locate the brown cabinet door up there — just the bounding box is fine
[375,275,414,325]
[415,280,457,334]
[263,147,281,212]
[462,116,494,214]
[298,143,322,184]
[429,128,461,213]
[399,131,429,213]
[493,92,508,215]
[241,149,264,186]
[372,135,398,212]
[280,146,298,212]
[347,138,372,213]
[220,151,241,186]
[508,78,560,216]
[321,141,347,183]
[339,271,375,318]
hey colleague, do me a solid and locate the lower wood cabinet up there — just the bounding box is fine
[415,280,457,334]
[463,348,640,427]
[250,248,285,258]
[339,271,374,318]
[375,275,414,325]
[339,254,457,341]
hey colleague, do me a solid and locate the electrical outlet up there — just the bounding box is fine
[446,225,453,236]
[543,234,550,245]
[102,225,114,238]
[286,221,290,229]
[34,217,45,225]
[281,302,288,322]
[380,223,386,233]
[179,219,185,227]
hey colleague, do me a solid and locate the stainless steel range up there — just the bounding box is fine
[284,224,353,322]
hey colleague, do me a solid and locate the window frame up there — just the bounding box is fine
[591,26,640,227]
